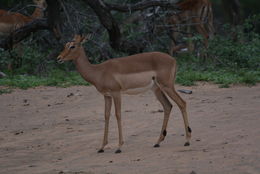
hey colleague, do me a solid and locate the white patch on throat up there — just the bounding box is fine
[0,23,14,35]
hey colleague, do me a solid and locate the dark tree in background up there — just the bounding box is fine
[84,0,145,54]
[221,0,242,25]
[0,0,259,75]
[0,0,61,50]
[1,0,257,52]
[45,0,62,39]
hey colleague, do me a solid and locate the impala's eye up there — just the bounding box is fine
[70,45,75,49]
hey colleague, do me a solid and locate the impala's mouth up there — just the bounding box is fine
[57,56,64,64]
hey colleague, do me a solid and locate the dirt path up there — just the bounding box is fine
[0,84,259,174]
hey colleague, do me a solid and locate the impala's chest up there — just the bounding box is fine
[114,71,156,95]
[0,22,22,35]
[0,23,13,34]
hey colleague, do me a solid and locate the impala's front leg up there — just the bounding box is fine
[113,93,124,153]
[98,96,112,153]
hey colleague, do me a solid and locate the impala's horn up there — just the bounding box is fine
[85,33,92,40]
[76,28,92,41]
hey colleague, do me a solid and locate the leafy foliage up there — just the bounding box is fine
[0,70,88,89]
[206,15,260,70]
[175,15,260,87]
[0,1,259,90]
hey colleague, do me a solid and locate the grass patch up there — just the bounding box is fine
[0,70,89,89]
[0,88,12,95]
[176,69,260,87]
[0,68,259,90]
[0,51,259,90]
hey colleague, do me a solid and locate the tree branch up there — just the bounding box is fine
[83,0,181,54]
[0,19,49,50]
[0,0,62,50]
[84,0,145,54]
[105,0,179,12]
[46,0,62,39]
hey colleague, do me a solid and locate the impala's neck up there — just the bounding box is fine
[73,47,97,85]
[31,5,44,19]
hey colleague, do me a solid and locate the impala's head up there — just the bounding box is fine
[33,0,47,9]
[57,34,88,63]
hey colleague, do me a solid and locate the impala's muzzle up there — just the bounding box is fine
[57,55,64,64]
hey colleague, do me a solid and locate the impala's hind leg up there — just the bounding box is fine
[153,86,172,147]
[163,86,192,146]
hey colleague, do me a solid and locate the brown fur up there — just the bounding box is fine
[167,0,215,55]
[0,0,46,71]
[177,0,200,11]
[0,0,46,36]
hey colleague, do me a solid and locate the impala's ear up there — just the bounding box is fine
[73,34,82,43]
[33,0,45,6]
[80,34,92,44]
[80,36,87,44]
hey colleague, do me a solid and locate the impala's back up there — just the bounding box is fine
[97,52,176,94]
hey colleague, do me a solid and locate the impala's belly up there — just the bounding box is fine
[122,80,155,95]
[0,23,14,35]
[114,71,156,95]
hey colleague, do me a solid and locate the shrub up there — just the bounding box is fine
[206,15,260,70]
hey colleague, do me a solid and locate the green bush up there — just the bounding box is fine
[0,44,75,76]
[0,14,259,89]
[206,15,260,70]
[176,15,260,87]
[0,70,89,89]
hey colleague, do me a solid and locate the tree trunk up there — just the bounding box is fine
[221,0,242,25]
[84,0,145,54]
[0,19,49,50]
[46,0,62,39]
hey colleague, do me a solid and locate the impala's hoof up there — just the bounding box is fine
[97,149,104,153]
[115,149,122,153]
[184,142,190,146]
[153,144,160,148]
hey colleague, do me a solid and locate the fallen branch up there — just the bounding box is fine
[105,0,179,12]
[178,89,193,94]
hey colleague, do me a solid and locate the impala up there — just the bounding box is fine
[166,0,215,55]
[0,0,46,36]
[0,0,46,70]
[57,34,192,153]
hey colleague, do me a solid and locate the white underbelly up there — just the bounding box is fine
[102,71,158,96]
[115,71,156,90]
[122,80,155,95]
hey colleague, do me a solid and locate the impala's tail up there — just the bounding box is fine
[172,58,177,83]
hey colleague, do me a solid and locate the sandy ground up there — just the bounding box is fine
[0,83,259,174]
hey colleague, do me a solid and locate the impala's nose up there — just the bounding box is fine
[57,55,64,64]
